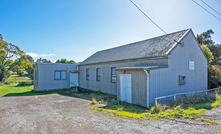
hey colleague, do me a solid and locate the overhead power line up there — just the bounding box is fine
[192,0,221,21]
[201,0,221,17]
[215,0,221,6]
[130,0,167,34]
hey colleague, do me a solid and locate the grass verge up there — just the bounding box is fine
[0,83,77,96]
[91,92,221,124]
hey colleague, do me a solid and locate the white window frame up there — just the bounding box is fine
[54,71,67,80]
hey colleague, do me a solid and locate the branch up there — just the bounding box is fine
[4,54,15,65]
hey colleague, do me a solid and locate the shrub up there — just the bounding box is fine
[18,81,33,86]
[150,106,162,114]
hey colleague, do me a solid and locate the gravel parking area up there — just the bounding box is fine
[0,94,220,134]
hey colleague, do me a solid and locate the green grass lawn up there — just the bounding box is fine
[0,83,76,96]
[5,74,32,83]
[0,83,39,96]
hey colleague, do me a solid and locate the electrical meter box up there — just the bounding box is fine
[179,75,186,85]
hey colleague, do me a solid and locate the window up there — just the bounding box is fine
[189,61,194,70]
[96,68,101,81]
[86,69,89,80]
[111,67,117,83]
[54,71,67,80]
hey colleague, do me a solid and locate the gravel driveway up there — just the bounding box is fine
[0,94,220,134]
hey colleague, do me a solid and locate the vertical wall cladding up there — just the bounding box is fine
[149,31,208,106]
[79,58,167,96]
[37,63,78,91]
[34,66,38,91]
[117,70,147,107]
[79,64,117,95]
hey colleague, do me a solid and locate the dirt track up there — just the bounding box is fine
[0,94,220,134]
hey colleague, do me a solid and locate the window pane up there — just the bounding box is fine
[86,69,89,80]
[96,68,100,81]
[55,71,60,80]
[112,76,117,83]
[97,68,100,76]
[61,71,66,80]
[97,76,100,81]
[112,68,116,76]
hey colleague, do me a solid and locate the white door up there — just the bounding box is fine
[70,73,78,87]
[120,74,132,103]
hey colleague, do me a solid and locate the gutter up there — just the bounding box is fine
[79,56,168,66]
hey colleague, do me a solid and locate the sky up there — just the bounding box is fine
[0,0,220,63]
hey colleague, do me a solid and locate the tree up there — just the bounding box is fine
[55,58,76,64]
[0,64,9,82]
[36,58,51,63]
[201,44,214,64]
[208,44,221,65]
[26,55,34,64]
[0,37,31,81]
[0,34,3,41]
[208,65,221,88]
[23,55,36,79]
[196,29,214,46]
[198,30,221,88]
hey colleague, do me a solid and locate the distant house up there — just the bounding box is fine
[78,29,207,108]
[34,29,207,108]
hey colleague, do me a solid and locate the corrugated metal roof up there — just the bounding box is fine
[116,65,168,70]
[80,29,190,65]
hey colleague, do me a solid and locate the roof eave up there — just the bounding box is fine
[79,56,168,66]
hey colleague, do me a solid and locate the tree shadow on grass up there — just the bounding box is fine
[3,90,49,97]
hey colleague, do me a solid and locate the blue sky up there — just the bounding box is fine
[0,0,220,62]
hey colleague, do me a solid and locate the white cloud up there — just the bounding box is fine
[26,53,56,58]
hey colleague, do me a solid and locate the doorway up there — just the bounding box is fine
[120,74,132,103]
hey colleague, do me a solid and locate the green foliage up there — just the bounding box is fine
[150,106,162,114]
[91,92,221,124]
[56,58,76,64]
[208,65,221,88]
[18,81,33,86]
[0,63,10,82]
[0,37,31,82]
[201,44,214,63]
[36,58,51,63]
[26,55,34,64]
[196,29,214,46]
[208,45,221,65]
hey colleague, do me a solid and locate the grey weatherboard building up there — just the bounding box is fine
[34,63,78,91]
[78,28,207,108]
[34,28,207,108]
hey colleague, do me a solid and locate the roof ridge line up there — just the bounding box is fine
[96,28,190,53]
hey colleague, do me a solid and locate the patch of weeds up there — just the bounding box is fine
[92,92,221,124]
[150,106,162,114]
[91,100,96,105]
[217,128,221,132]
[195,118,218,124]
